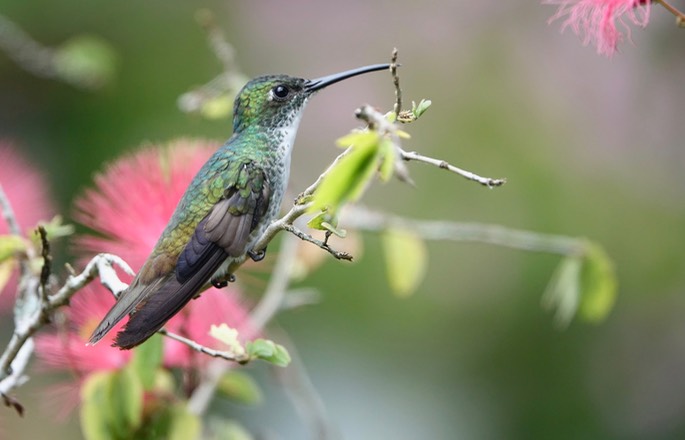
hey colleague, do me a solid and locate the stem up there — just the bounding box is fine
[0,14,57,80]
[341,206,584,257]
[654,0,685,25]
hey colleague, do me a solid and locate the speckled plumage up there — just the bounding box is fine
[88,64,390,349]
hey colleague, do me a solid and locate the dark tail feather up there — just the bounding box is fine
[114,248,228,349]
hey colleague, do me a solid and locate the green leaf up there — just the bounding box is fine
[307,210,347,238]
[167,404,201,440]
[80,368,143,440]
[413,99,432,118]
[217,371,263,405]
[312,133,379,212]
[130,333,163,390]
[246,339,291,367]
[335,130,379,150]
[578,241,617,323]
[206,418,254,440]
[542,256,582,328]
[0,260,15,293]
[201,93,235,120]
[381,228,428,297]
[378,138,396,182]
[210,323,246,356]
[0,235,27,263]
[36,216,74,241]
[139,401,201,440]
[54,35,118,89]
[80,373,113,440]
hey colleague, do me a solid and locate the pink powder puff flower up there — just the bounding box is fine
[36,284,133,374]
[545,0,651,56]
[34,284,132,419]
[37,139,255,380]
[0,141,55,312]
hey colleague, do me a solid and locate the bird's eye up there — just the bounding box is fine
[272,85,290,99]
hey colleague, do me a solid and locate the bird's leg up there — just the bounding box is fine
[247,248,266,262]
[211,273,236,289]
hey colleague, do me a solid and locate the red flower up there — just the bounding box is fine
[0,141,55,312]
[545,0,651,56]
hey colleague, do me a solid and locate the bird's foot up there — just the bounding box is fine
[247,248,266,262]
[211,273,236,289]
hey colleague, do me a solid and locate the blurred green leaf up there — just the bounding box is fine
[54,35,118,89]
[138,402,201,440]
[0,259,15,293]
[542,241,617,327]
[80,372,112,440]
[542,255,581,328]
[34,216,74,242]
[131,333,163,390]
[312,132,379,212]
[579,241,617,323]
[167,404,201,440]
[307,210,346,238]
[153,369,176,394]
[201,93,235,120]
[246,339,291,367]
[217,371,263,405]
[335,130,379,150]
[378,138,396,182]
[210,323,246,356]
[381,228,428,297]
[206,418,254,440]
[0,235,27,263]
[80,368,143,440]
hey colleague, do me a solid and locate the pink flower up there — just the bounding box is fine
[37,139,255,379]
[0,141,55,312]
[36,284,133,374]
[73,139,220,272]
[545,0,651,56]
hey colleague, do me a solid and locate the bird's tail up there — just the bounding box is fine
[87,276,163,346]
[113,249,228,349]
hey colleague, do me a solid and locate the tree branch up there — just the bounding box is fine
[0,184,21,236]
[340,205,583,256]
[0,253,133,409]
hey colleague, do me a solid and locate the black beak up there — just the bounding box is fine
[305,63,391,92]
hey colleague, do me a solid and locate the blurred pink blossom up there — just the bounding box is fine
[0,140,55,312]
[37,139,255,380]
[545,0,651,56]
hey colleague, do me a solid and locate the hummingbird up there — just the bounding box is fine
[89,63,390,349]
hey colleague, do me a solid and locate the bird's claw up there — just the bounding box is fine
[211,273,235,289]
[248,248,266,262]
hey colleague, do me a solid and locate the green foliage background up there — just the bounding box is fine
[1,1,684,438]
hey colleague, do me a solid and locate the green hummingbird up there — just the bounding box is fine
[89,63,390,349]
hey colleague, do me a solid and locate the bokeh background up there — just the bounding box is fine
[1,1,684,439]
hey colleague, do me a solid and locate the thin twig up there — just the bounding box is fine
[187,233,301,415]
[391,48,401,120]
[282,223,353,261]
[37,226,51,312]
[0,253,133,403]
[177,10,247,114]
[655,0,685,25]
[271,327,337,440]
[158,329,249,363]
[341,205,583,256]
[400,149,507,188]
[0,14,57,82]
